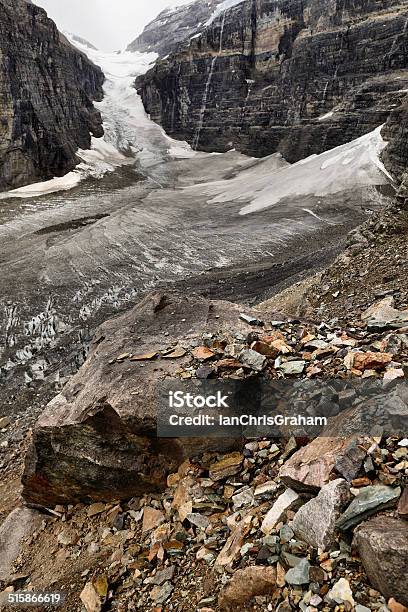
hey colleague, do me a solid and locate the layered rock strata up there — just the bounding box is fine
[136,0,408,168]
[0,0,104,191]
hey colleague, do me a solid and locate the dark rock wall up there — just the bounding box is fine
[0,0,104,191]
[383,97,408,192]
[136,0,408,171]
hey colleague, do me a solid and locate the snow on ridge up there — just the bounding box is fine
[206,0,247,25]
[238,126,393,215]
[193,126,393,215]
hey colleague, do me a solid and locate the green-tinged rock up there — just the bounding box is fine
[284,558,310,585]
[337,485,401,531]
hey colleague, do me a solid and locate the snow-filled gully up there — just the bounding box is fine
[0,38,395,388]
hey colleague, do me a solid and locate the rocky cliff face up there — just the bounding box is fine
[136,0,408,172]
[126,0,225,57]
[383,96,408,192]
[0,0,104,191]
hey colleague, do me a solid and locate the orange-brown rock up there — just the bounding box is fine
[218,566,276,610]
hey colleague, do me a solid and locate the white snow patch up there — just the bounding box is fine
[191,126,393,215]
[238,126,393,215]
[318,110,334,121]
[3,139,128,198]
[190,153,289,202]
[206,0,246,25]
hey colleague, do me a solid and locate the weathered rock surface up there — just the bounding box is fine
[137,0,408,166]
[218,566,276,610]
[0,0,104,191]
[292,479,350,551]
[362,297,408,330]
[21,292,282,507]
[353,516,408,606]
[337,485,401,531]
[0,507,43,582]
[398,487,408,517]
[279,437,364,492]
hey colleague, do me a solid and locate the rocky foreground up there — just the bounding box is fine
[0,284,408,610]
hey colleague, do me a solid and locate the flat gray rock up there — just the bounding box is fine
[337,485,401,531]
[284,558,310,585]
[362,296,408,330]
[0,507,43,582]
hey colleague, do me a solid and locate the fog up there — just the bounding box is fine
[33,0,194,51]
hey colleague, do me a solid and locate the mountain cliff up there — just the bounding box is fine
[136,0,408,173]
[0,0,104,191]
[126,0,225,57]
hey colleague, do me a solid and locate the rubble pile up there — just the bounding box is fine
[1,292,408,610]
[2,435,407,611]
[305,205,408,327]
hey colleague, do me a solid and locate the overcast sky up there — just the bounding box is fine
[33,0,193,51]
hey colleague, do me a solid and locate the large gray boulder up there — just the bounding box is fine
[353,516,408,606]
[21,292,281,507]
[292,479,350,551]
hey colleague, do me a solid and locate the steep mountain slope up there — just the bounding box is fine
[126,0,225,57]
[136,0,408,169]
[0,0,104,191]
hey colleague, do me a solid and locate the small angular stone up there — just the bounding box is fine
[186,513,210,531]
[192,346,215,361]
[279,361,305,375]
[80,576,108,612]
[239,313,263,326]
[150,581,173,604]
[87,503,106,517]
[0,416,11,428]
[328,577,355,606]
[130,351,158,361]
[218,566,276,609]
[388,599,408,612]
[284,558,310,585]
[239,349,266,371]
[142,507,165,532]
[148,566,175,586]
[261,489,300,535]
[209,452,243,481]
